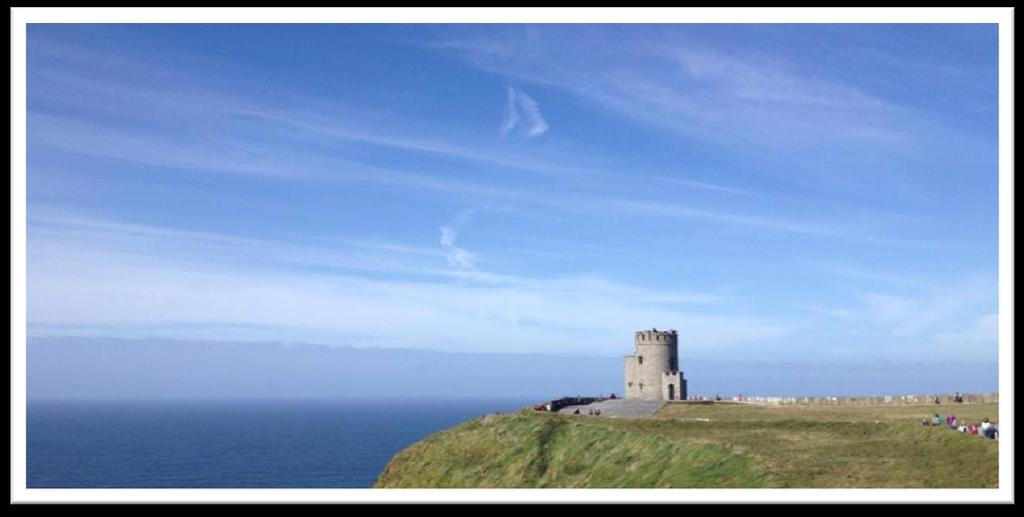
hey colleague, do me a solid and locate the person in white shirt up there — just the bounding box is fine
[981,418,998,439]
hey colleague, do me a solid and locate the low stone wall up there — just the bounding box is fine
[727,392,999,406]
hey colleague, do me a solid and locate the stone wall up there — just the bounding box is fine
[716,392,999,406]
[623,355,640,398]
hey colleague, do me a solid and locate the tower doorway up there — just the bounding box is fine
[668,384,675,400]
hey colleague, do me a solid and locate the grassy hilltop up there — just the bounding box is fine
[374,403,998,488]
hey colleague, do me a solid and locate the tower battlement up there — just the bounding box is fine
[634,328,678,345]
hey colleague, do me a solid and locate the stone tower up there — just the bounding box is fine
[624,328,687,401]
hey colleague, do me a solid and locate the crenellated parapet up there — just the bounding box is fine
[634,328,678,344]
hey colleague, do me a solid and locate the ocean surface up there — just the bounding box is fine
[27,398,530,488]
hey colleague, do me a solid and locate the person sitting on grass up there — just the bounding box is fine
[968,423,979,435]
[922,418,930,426]
[933,414,942,426]
[981,418,998,439]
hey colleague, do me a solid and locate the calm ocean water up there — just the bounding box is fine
[27,398,530,488]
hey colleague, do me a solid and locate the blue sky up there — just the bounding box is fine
[26,24,999,363]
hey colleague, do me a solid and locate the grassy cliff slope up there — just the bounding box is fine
[374,403,998,488]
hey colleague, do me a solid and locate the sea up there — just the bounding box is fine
[27,398,531,488]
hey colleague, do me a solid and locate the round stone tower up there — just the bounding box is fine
[624,328,686,401]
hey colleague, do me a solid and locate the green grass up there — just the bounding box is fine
[373,403,998,488]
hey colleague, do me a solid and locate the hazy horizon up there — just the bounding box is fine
[28,336,998,400]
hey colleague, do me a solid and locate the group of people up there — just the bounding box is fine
[571,408,601,416]
[921,412,998,440]
[935,392,967,404]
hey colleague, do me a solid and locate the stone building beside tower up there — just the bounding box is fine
[624,329,687,401]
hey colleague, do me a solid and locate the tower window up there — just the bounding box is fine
[638,356,643,364]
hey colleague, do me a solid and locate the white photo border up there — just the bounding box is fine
[9,7,1014,504]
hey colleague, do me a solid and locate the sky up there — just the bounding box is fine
[26,23,1000,369]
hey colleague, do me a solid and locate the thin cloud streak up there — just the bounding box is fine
[500,86,520,135]
[801,260,934,291]
[31,64,587,180]
[603,199,847,238]
[857,274,997,340]
[31,113,868,241]
[27,212,768,355]
[665,178,759,198]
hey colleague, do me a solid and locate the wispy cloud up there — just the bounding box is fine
[864,311,999,363]
[500,87,520,135]
[860,274,997,339]
[603,199,846,238]
[931,313,998,349]
[500,86,548,138]
[22,26,997,368]
[27,211,775,355]
[664,178,758,198]
[30,108,872,243]
[437,28,907,151]
[798,263,998,342]
[791,262,998,362]
[26,39,927,246]
[439,226,477,270]
[801,305,856,320]
[28,208,450,279]
[515,88,549,137]
[801,260,933,291]
[30,113,304,178]
[29,109,868,243]
[427,25,1001,198]
[29,61,581,180]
